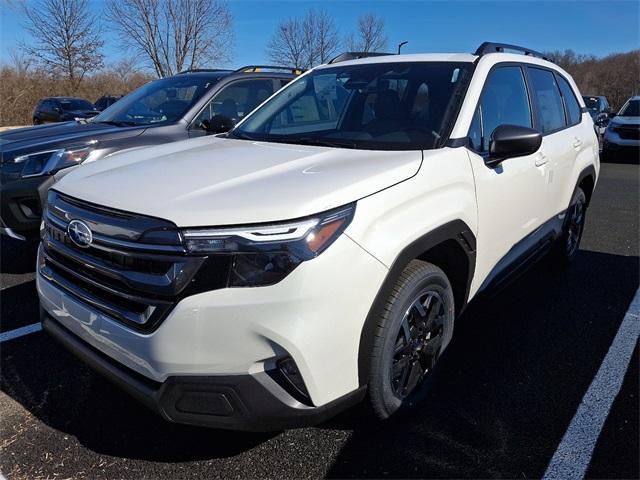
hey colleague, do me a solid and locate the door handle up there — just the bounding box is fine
[535,152,548,167]
[573,137,582,149]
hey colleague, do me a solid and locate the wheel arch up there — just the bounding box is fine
[357,220,476,386]
[576,165,596,206]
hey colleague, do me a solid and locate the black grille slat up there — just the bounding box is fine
[41,191,230,332]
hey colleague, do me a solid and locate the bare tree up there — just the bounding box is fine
[267,9,340,69]
[346,14,388,53]
[107,0,234,78]
[19,0,104,92]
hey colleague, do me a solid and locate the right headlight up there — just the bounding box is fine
[182,203,355,287]
[13,141,97,178]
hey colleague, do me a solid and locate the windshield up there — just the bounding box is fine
[93,75,221,126]
[619,99,640,117]
[60,99,95,111]
[232,62,473,150]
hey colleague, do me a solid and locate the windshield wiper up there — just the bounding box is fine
[95,120,140,127]
[271,137,357,149]
[226,130,256,141]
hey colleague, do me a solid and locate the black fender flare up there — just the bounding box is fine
[575,164,597,206]
[357,219,476,386]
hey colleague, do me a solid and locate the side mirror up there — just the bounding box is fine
[595,112,609,125]
[487,124,542,167]
[204,115,236,135]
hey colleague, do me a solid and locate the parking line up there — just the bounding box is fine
[0,322,42,343]
[543,287,640,480]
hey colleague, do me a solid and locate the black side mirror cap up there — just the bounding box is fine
[486,124,542,167]
[204,115,236,135]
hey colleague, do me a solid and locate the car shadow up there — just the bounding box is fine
[0,250,637,468]
[601,149,639,165]
[0,236,39,275]
[324,250,639,478]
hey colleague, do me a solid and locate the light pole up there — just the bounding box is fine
[398,41,408,54]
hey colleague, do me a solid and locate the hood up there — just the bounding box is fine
[610,116,640,127]
[0,121,146,161]
[55,136,422,226]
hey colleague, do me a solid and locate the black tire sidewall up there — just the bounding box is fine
[563,187,587,262]
[370,263,455,418]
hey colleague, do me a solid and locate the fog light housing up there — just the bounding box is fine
[269,357,312,405]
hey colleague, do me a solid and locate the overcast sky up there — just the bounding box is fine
[1,0,638,70]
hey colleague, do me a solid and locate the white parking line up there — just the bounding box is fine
[0,322,42,343]
[543,287,640,480]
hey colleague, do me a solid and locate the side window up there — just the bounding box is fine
[192,79,274,130]
[528,68,566,133]
[474,66,532,152]
[556,75,581,126]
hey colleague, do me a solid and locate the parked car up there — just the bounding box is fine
[0,66,298,240]
[38,43,598,431]
[603,96,640,154]
[33,97,99,124]
[94,95,122,111]
[582,95,614,141]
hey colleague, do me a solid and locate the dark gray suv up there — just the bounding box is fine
[0,66,298,240]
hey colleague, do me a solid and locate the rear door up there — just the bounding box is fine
[526,67,585,222]
[466,64,549,292]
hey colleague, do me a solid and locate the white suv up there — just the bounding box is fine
[38,43,599,431]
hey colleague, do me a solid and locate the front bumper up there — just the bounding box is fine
[37,231,388,427]
[603,127,640,149]
[0,174,54,239]
[43,313,366,431]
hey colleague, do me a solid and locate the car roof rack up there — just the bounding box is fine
[328,51,394,64]
[474,42,551,62]
[177,68,232,74]
[233,65,304,75]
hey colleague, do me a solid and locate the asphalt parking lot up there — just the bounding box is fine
[0,155,638,479]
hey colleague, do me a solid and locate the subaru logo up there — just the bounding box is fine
[67,219,93,248]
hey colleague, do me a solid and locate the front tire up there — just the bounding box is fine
[368,260,455,419]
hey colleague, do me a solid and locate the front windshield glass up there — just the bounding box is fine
[93,75,221,126]
[60,99,95,111]
[232,62,473,150]
[619,99,640,117]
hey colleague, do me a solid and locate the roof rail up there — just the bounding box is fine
[233,65,304,75]
[474,42,551,62]
[177,68,232,74]
[328,51,394,64]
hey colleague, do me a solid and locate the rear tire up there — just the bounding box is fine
[368,260,455,419]
[551,187,587,267]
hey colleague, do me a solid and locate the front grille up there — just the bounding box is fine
[40,191,231,332]
[616,126,640,140]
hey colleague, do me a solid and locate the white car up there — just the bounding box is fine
[38,43,599,431]
[603,96,640,153]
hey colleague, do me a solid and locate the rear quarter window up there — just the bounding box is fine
[556,75,582,125]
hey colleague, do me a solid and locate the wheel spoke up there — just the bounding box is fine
[412,298,427,318]
[401,360,423,396]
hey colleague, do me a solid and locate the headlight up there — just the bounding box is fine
[182,204,355,287]
[13,141,97,178]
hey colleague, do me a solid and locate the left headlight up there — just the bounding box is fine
[182,203,355,287]
[13,141,97,178]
